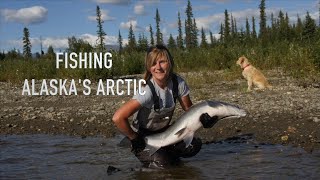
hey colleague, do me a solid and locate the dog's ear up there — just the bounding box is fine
[239,57,245,64]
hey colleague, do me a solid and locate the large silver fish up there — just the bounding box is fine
[144,100,247,155]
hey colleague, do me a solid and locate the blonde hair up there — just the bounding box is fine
[143,46,174,82]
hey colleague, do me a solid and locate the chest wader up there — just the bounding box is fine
[132,74,202,168]
[133,73,179,135]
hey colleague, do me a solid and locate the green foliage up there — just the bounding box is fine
[67,36,93,53]
[0,59,56,82]
[0,51,5,61]
[4,49,22,60]
[122,52,144,75]
[45,45,55,60]
[1,1,320,83]
[137,33,148,52]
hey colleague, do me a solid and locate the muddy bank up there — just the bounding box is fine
[1,69,320,152]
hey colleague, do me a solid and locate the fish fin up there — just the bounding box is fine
[174,127,187,137]
[145,144,161,156]
[183,132,194,148]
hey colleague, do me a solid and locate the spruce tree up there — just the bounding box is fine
[252,16,257,38]
[285,13,291,40]
[149,24,154,46]
[224,9,230,42]
[118,30,123,53]
[138,33,148,51]
[234,17,238,38]
[210,31,214,47]
[302,11,317,42]
[245,17,250,37]
[128,23,137,51]
[96,5,106,52]
[259,0,267,40]
[177,12,184,49]
[233,18,238,40]
[167,34,176,49]
[185,0,194,49]
[270,13,277,41]
[155,8,163,45]
[200,27,208,48]
[219,23,224,42]
[23,27,32,59]
[231,13,234,37]
[46,45,55,60]
[295,14,303,41]
[192,18,198,48]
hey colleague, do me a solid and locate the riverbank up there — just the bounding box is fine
[1,69,320,152]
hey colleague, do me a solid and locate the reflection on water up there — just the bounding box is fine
[0,134,319,179]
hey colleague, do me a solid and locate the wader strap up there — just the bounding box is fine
[171,73,179,103]
[147,79,160,111]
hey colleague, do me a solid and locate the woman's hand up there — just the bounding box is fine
[199,113,219,128]
[130,133,146,154]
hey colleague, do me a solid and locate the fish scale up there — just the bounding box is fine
[144,100,247,155]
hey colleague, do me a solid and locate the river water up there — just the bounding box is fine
[1,134,319,179]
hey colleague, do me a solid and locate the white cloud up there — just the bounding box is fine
[310,11,319,23]
[120,20,138,30]
[9,37,69,50]
[134,4,146,15]
[196,13,224,30]
[209,0,232,3]
[196,8,259,31]
[42,37,69,50]
[93,0,130,5]
[79,33,118,45]
[1,6,48,25]
[88,9,115,21]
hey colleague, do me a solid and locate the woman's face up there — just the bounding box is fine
[150,56,170,84]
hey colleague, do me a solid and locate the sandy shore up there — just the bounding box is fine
[1,69,320,152]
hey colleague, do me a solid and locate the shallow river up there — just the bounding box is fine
[1,134,319,179]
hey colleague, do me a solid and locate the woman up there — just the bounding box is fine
[112,45,215,168]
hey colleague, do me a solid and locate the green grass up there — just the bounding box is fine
[1,42,319,84]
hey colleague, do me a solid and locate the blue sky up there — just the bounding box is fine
[0,0,319,53]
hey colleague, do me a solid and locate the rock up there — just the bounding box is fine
[281,135,289,141]
[47,107,55,112]
[87,116,96,123]
[287,126,296,133]
[313,117,320,123]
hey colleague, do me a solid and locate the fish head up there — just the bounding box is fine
[204,101,247,120]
